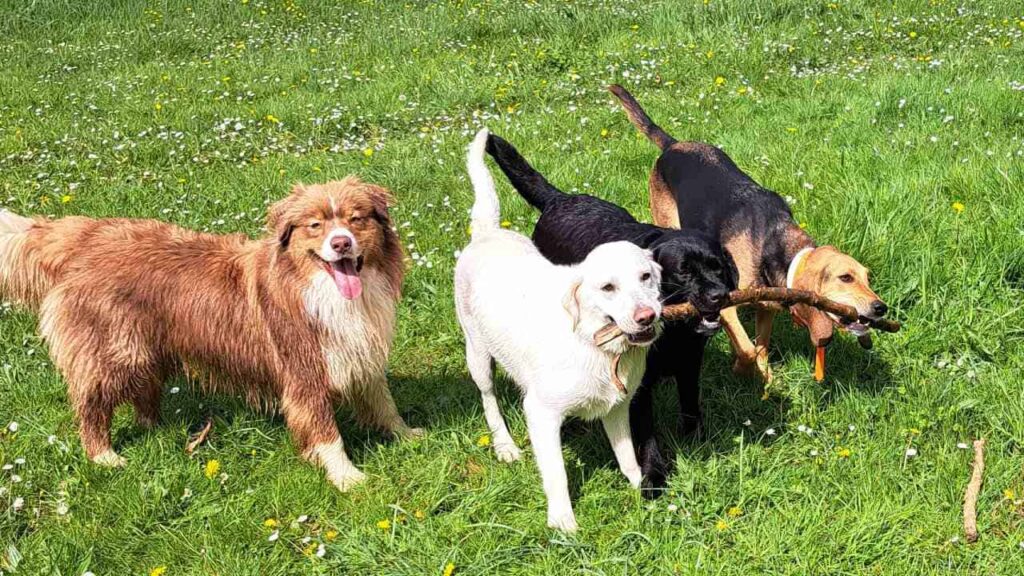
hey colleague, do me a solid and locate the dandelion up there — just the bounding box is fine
[737,86,748,95]
[265,114,280,124]
[376,519,390,530]
[263,518,277,528]
[149,567,167,576]
[714,76,726,87]
[500,220,512,228]
[705,50,714,59]
[61,195,73,204]
[414,510,426,520]
[362,148,374,157]
[952,201,964,214]
[600,128,609,138]
[908,31,917,39]
[476,434,491,447]
[325,529,339,541]
[443,562,456,576]
[727,506,743,518]
[837,447,852,458]
[714,519,729,531]
[204,459,220,479]
[1004,489,1016,500]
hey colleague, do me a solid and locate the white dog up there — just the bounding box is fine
[455,129,664,532]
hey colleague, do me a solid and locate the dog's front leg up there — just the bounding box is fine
[283,386,365,491]
[524,396,575,532]
[354,375,424,439]
[602,401,643,489]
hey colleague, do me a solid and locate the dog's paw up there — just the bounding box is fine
[754,346,773,384]
[547,511,579,533]
[92,449,127,468]
[400,427,425,439]
[327,467,367,492]
[623,467,643,489]
[494,442,521,463]
[640,468,668,500]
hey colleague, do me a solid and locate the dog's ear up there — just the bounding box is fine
[364,183,395,225]
[562,279,582,332]
[791,247,834,346]
[268,184,305,248]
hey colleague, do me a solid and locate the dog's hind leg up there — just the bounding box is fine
[630,362,668,498]
[465,337,520,462]
[353,376,423,439]
[753,308,776,384]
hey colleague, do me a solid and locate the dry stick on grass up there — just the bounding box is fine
[185,417,214,455]
[964,438,986,543]
[594,287,902,346]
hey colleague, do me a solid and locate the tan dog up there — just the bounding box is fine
[610,85,887,382]
[0,177,419,490]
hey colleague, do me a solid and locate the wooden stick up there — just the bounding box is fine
[964,438,985,543]
[593,287,901,346]
[185,417,214,455]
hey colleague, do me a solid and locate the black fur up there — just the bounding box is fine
[485,133,738,497]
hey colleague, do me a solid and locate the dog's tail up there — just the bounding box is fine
[0,209,46,307]
[608,84,676,151]
[467,128,502,238]
[484,133,564,211]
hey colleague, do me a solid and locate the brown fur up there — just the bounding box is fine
[0,177,415,487]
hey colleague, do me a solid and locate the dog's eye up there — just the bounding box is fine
[839,273,854,283]
[308,221,321,230]
[640,272,652,282]
[601,283,616,293]
[350,215,365,224]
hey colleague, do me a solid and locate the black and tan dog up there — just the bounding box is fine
[609,85,887,383]
[484,133,736,495]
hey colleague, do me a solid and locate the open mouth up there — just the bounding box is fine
[697,314,721,335]
[841,319,871,337]
[626,325,658,345]
[321,255,364,300]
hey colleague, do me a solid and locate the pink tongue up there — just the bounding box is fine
[329,259,362,300]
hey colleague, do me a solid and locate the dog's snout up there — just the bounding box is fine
[708,289,729,307]
[871,300,888,317]
[331,235,352,254]
[634,306,656,327]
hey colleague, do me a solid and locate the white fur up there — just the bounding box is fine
[0,210,33,295]
[309,438,366,491]
[455,129,663,532]
[92,449,126,468]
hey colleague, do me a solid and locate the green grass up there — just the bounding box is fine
[1,0,1023,573]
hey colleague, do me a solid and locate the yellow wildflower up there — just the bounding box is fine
[705,50,714,59]
[500,220,512,228]
[952,201,964,214]
[154,102,163,111]
[837,447,852,458]
[263,518,277,528]
[908,31,917,39]
[786,127,797,133]
[204,459,220,479]
[149,567,167,576]
[265,114,279,124]
[362,148,374,157]
[61,195,73,204]
[376,519,390,530]
[737,86,748,95]
[325,529,339,541]
[715,519,729,531]
[443,563,456,576]
[1004,489,1016,500]
[727,506,743,518]
[600,128,609,138]
[414,510,426,520]
[714,76,725,87]
[476,434,491,447]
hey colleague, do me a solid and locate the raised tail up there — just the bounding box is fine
[467,128,502,239]
[484,133,565,210]
[0,209,44,307]
[607,84,676,150]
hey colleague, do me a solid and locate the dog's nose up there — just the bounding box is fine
[871,300,888,317]
[708,289,729,307]
[634,306,656,327]
[331,235,352,254]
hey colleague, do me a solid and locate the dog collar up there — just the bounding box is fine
[786,247,814,289]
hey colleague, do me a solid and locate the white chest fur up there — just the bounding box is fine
[303,268,396,397]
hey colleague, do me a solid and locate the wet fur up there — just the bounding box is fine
[484,133,737,497]
[0,178,415,489]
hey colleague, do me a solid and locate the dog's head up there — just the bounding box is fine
[565,241,663,351]
[791,245,886,345]
[268,176,403,299]
[651,233,738,335]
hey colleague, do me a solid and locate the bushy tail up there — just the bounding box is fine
[485,133,565,210]
[0,209,43,306]
[467,128,501,238]
[608,84,676,150]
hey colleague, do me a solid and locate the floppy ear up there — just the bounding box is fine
[790,249,834,346]
[562,279,582,332]
[365,183,395,225]
[268,184,304,248]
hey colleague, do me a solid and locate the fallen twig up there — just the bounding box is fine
[185,417,214,455]
[594,287,901,346]
[964,438,985,543]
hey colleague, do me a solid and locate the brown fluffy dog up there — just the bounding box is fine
[0,177,419,491]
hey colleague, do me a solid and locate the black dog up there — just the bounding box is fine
[485,133,737,495]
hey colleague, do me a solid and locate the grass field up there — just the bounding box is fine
[2,0,1024,573]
